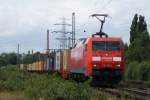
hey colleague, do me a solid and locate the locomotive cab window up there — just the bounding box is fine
[92,41,121,51]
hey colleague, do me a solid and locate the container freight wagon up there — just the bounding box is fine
[55,52,61,71]
[39,61,44,71]
[32,62,39,71]
[20,64,28,70]
[28,62,39,71]
[19,57,55,72]
[20,64,24,70]
[31,59,54,72]
[47,57,55,72]
[28,64,32,71]
[60,50,71,78]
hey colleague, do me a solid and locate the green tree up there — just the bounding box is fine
[136,15,148,35]
[23,54,33,64]
[130,14,138,44]
[0,57,7,67]
[7,53,17,65]
[0,52,22,66]
[128,14,150,62]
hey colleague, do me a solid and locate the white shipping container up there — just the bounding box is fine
[55,52,61,71]
[47,58,49,71]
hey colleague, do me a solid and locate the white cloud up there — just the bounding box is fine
[0,0,149,53]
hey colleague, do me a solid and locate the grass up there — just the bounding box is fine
[0,65,134,100]
[0,91,25,100]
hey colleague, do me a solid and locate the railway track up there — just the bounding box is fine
[94,87,150,100]
[119,80,150,90]
[93,81,150,100]
[122,88,150,100]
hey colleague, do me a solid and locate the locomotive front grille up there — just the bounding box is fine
[92,69,122,77]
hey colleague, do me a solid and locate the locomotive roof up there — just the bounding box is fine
[92,37,122,41]
[85,37,123,44]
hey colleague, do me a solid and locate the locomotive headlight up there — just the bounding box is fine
[92,56,101,61]
[113,57,121,61]
[93,64,99,69]
[116,64,121,69]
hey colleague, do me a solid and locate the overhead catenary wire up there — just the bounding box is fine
[98,0,113,12]
[76,0,113,34]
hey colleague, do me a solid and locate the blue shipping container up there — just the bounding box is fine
[47,57,54,71]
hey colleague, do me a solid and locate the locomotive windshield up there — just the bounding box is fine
[92,42,120,51]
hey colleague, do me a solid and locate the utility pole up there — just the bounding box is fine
[17,44,20,68]
[32,50,34,55]
[46,29,50,53]
[32,50,33,63]
[68,37,71,48]
[72,12,76,48]
[52,17,71,50]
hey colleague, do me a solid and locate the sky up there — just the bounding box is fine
[0,0,149,53]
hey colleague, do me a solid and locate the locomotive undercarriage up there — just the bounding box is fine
[91,68,123,86]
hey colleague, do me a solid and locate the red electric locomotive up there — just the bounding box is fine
[69,36,124,84]
[67,14,125,84]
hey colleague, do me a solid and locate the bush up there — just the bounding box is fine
[0,66,26,91]
[0,66,109,100]
[124,61,150,81]
[138,61,150,81]
[124,61,139,80]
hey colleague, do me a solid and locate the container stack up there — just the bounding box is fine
[47,57,55,72]
[28,64,32,71]
[19,56,56,72]
[20,64,24,70]
[39,61,43,71]
[60,49,70,78]
[55,52,61,71]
